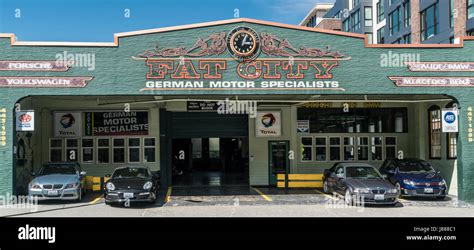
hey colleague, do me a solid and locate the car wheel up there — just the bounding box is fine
[345,189,353,205]
[323,180,330,194]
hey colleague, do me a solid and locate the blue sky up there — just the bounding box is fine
[0,0,333,42]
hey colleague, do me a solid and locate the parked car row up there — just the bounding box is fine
[27,158,447,207]
[322,158,448,206]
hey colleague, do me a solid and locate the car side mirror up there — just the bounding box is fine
[336,173,344,179]
[105,174,111,178]
[80,171,87,176]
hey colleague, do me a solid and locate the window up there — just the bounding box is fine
[343,137,355,161]
[365,7,373,26]
[389,7,400,35]
[469,29,474,36]
[113,138,125,163]
[301,137,313,161]
[351,11,361,32]
[297,107,408,133]
[329,137,341,161]
[377,1,385,22]
[469,0,474,19]
[50,139,63,162]
[144,138,156,163]
[82,138,94,164]
[128,138,141,163]
[65,139,79,162]
[371,137,383,161]
[421,2,439,41]
[343,19,350,32]
[353,0,360,7]
[366,32,373,44]
[404,0,411,27]
[385,137,397,159]
[97,138,110,163]
[377,27,385,43]
[315,137,327,161]
[428,106,442,159]
[357,137,369,161]
[403,34,412,44]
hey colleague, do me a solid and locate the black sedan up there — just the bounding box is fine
[322,162,399,205]
[104,166,159,205]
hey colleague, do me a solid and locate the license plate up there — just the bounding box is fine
[123,193,134,199]
[424,188,434,193]
[374,194,385,200]
[47,190,58,196]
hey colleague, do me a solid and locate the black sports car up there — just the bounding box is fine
[104,166,159,205]
[323,162,399,205]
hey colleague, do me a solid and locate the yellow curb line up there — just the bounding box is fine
[165,187,173,203]
[314,189,337,200]
[89,195,103,204]
[252,187,272,202]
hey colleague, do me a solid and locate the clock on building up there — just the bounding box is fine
[227,26,261,61]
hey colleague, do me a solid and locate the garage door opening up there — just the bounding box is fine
[172,137,249,187]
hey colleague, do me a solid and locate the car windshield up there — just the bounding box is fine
[113,168,149,178]
[345,166,381,179]
[41,165,77,175]
[397,161,433,173]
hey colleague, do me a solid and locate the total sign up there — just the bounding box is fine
[442,109,458,133]
[256,111,281,137]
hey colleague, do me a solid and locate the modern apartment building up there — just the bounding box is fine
[302,0,474,44]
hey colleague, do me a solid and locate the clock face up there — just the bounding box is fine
[227,27,260,61]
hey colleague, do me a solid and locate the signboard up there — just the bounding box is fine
[84,111,149,136]
[15,111,34,131]
[297,120,309,133]
[0,60,69,71]
[187,101,218,111]
[0,77,92,88]
[442,109,459,133]
[256,111,281,137]
[389,77,474,87]
[405,62,474,72]
[54,112,82,137]
[0,108,6,146]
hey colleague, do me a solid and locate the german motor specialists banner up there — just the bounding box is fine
[84,111,149,136]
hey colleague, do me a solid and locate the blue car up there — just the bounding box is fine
[379,158,447,200]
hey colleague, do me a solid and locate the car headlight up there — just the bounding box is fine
[106,182,115,191]
[65,183,79,189]
[438,180,447,186]
[403,179,415,186]
[353,188,370,194]
[387,188,398,194]
[30,184,41,189]
[143,181,153,190]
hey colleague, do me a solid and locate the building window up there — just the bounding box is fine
[329,137,341,161]
[353,0,360,7]
[343,19,350,32]
[50,139,63,162]
[371,137,383,161]
[144,138,156,163]
[404,0,411,28]
[65,139,79,162]
[389,7,400,36]
[113,138,125,163]
[343,137,355,161]
[469,0,474,19]
[385,137,397,159]
[428,105,442,159]
[468,29,474,36]
[357,137,369,161]
[128,138,141,163]
[366,32,373,44]
[352,10,361,31]
[301,137,313,161]
[421,1,439,41]
[377,1,385,22]
[377,27,385,43]
[365,7,373,26]
[315,137,327,161]
[97,138,110,164]
[82,138,94,164]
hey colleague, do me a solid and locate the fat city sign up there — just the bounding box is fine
[135,26,350,91]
